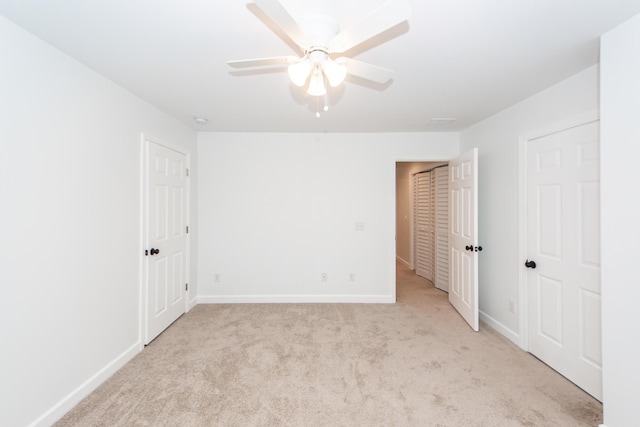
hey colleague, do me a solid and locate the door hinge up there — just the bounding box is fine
[186,168,189,177]
[186,225,189,234]
[185,283,188,291]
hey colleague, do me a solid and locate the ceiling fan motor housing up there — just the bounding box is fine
[299,15,339,48]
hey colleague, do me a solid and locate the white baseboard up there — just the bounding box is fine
[188,296,198,311]
[479,310,520,346]
[29,341,142,427]
[198,294,395,304]
[396,256,410,268]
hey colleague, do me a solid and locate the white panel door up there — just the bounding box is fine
[527,120,601,400]
[434,166,449,292]
[414,172,434,281]
[145,140,189,344]
[449,149,479,331]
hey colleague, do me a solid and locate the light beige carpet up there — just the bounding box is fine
[55,263,602,426]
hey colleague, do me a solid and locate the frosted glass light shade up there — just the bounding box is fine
[322,59,347,87]
[288,60,312,87]
[307,68,326,96]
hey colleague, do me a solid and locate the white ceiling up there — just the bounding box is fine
[2,0,639,132]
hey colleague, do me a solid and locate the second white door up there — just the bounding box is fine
[526,120,602,400]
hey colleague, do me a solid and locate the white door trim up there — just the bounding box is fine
[140,133,191,345]
[517,110,599,350]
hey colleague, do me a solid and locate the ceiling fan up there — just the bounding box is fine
[228,0,411,99]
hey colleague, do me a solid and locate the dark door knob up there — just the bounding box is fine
[465,245,473,251]
[525,260,536,269]
[150,248,160,255]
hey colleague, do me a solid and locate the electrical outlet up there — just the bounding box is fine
[214,273,221,283]
[354,221,365,231]
[508,299,516,314]
[349,273,356,282]
[321,273,328,282]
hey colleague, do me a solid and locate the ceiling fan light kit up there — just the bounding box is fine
[288,47,347,95]
[307,66,327,96]
[228,0,411,113]
[288,59,313,86]
[322,56,347,87]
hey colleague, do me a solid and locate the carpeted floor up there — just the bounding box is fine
[55,262,602,426]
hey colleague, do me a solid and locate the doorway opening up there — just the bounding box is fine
[396,149,480,332]
[396,161,448,292]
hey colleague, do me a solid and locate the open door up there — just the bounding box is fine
[448,148,479,331]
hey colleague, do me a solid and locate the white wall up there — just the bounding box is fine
[0,17,197,427]
[198,133,458,302]
[600,14,640,426]
[459,65,599,341]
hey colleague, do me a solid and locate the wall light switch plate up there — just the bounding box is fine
[355,222,365,231]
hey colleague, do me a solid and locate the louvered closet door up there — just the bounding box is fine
[434,166,449,291]
[414,172,434,281]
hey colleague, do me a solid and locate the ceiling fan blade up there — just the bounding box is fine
[339,58,393,84]
[227,56,298,68]
[254,0,309,49]
[329,0,411,53]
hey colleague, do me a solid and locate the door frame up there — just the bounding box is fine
[394,157,450,300]
[517,110,599,351]
[140,133,192,346]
